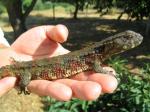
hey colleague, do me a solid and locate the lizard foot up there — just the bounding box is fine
[18,86,30,95]
[18,69,32,95]
[102,67,120,82]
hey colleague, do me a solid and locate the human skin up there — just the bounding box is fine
[0,25,118,101]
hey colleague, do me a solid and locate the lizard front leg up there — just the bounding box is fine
[18,69,32,95]
[93,59,115,75]
[93,59,119,84]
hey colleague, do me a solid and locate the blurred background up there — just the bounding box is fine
[0,0,150,112]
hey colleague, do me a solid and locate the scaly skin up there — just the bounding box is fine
[0,30,143,94]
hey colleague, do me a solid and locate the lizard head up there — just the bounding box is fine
[114,30,143,51]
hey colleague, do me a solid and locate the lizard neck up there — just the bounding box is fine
[87,41,123,61]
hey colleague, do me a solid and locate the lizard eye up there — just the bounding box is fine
[123,45,128,50]
[95,49,99,53]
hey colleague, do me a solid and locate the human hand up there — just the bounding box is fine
[0,25,118,101]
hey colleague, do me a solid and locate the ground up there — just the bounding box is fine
[0,9,149,112]
[0,89,43,112]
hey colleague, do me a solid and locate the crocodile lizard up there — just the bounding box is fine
[0,30,143,94]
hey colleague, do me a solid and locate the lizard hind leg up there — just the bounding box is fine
[18,70,32,95]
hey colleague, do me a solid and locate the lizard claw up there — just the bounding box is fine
[18,86,30,95]
[24,90,30,95]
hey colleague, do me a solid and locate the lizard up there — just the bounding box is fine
[0,30,143,95]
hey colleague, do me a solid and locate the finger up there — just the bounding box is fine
[71,67,116,80]
[0,77,16,97]
[71,67,118,93]
[71,71,93,81]
[46,24,68,43]
[11,25,69,56]
[88,73,118,93]
[28,80,72,101]
[56,79,101,100]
